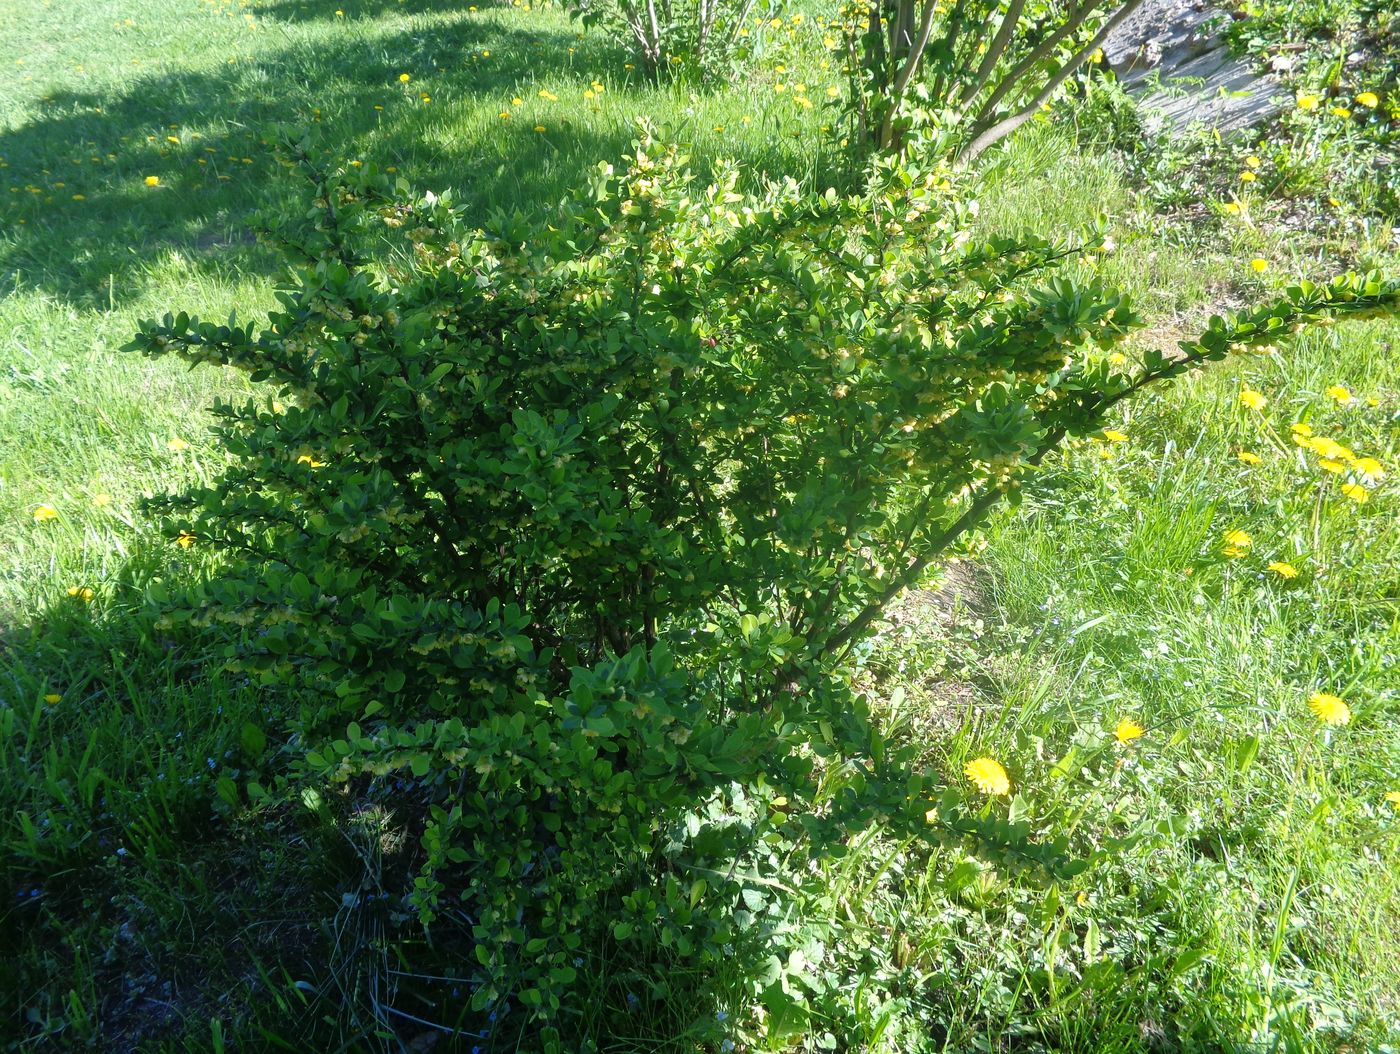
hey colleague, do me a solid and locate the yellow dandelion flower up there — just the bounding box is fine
[176,530,197,548]
[826,86,839,98]
[534,124,546,133]
[1308,437,1353,461]
[1115,718,1145,745]
[34,504,59,522]
[1239,388,1267,410]
[1330,107,1352,119]
[1250,257,1268,272]
[1318,458,1346,473]
[538,89,558,101]
[420,93,431,103]
[1385,791,1400,811]
[1289,421,1313,438]
[964,757,1010,796]
[1221,529,1251,558]
[1237,450,1262,465]
[167,436,189,451]
[1240,170,1257,182]
[499,110,510,119]
[399,73,410,82]
[66,586,94,601]
[1296,93,1320,111]
[1307,692,1351,726]
[335,8,343,15]
[44,693,63,705]
[1101,429,1129,443]
[93,493,112,507]
[1352,457,1384,482]
[1325,384,1352,404]
[1267,561,1299,579]
[1222,201,1243,215]
[1356,92,1379,108]
[1245,154,1262,168]
[143,175,159,186]
[1340,482,1369,504]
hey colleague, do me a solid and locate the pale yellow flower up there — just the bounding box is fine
[1267,561,1299,579]
[1239,388,1267,410]
[34,504,59,522]
[66,586,94,601]
[1325,384,1352,404]
[1237,450,1262,465]
[1341,482,1369,504]
[167,436,189,452]
[44,693,62,704]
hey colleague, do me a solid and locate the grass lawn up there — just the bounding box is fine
[2,0,1398,1050]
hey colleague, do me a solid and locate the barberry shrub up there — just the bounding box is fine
[125,131,1399,1034]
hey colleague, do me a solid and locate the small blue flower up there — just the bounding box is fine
[116,847,128,857]
[716,1010,728,1022]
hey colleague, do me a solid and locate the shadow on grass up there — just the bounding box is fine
[0,561,763,1052]
[253,0,503,21]
[0,6,643,308]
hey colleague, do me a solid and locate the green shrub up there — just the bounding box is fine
[571,0,769,80]
[837,0,1152,163]
[124,129,1400,1037]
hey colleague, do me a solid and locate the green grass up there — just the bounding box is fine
[3,0,1399,1050]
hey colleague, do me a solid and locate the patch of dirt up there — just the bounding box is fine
[878,560,991,735]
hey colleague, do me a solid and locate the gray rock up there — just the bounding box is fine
[1102,0,1288,135]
